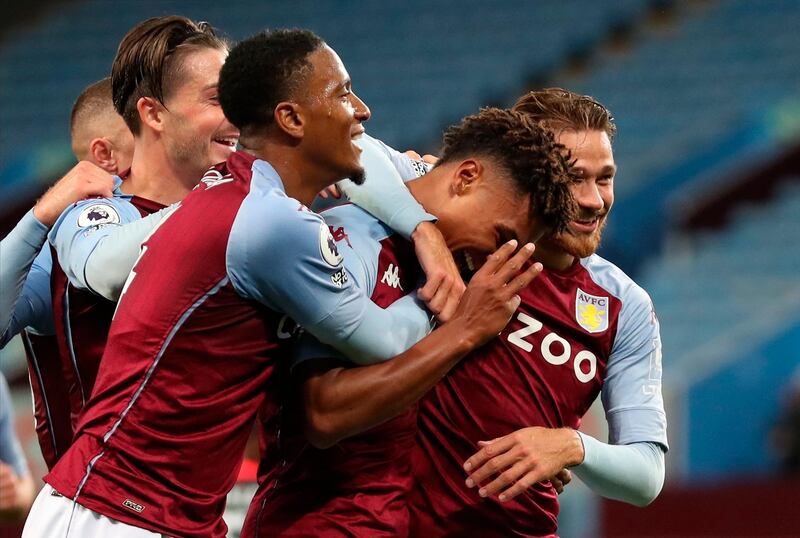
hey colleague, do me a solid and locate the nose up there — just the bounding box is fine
[351,91,371,122]
[574,180,604,212]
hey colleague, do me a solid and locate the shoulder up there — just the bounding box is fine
[233,158,323,235]
[228,166,333,275]
[581,255,659,356]
[358,134,430,181]
[580,254,653,313]
[320,204,393,291]
[321,204,393,246]
[54,195,142,235]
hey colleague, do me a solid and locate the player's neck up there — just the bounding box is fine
[533,240,575,271]
[120,141,196,205]
[246,143,334,207]
[405,167,446,215]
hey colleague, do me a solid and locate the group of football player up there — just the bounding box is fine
[0,14,668,538]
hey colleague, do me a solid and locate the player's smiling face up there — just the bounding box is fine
[299,45,371,185]
[546,129,615,259]
[161,46,240,177]
[434,159,533,276]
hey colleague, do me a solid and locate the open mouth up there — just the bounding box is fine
[454,249,481,281]
[570,215,602,233]
[213,136,238,149]
[351,130,365,151]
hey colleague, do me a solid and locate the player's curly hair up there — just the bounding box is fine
[513,88,616,141]
[218,29,324,138]
[112,16,227,135]
[437,107,577,234]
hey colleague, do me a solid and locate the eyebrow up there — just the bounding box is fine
[573,164,617,175]
[335,79,352,93]
[602,165,617,175]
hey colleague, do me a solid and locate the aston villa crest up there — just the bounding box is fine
[575,288,608,334]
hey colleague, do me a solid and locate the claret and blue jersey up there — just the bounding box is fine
[244,202,427,537]
[45,151,431,538]
[0,176,163,471]
[410,254,667,537]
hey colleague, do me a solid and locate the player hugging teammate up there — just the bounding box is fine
[0,14,666,538]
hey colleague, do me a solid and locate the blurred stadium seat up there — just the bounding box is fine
[643,179,800,477]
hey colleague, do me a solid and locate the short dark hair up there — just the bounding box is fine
[70,77,114,138]
[438,107,577,233]
[219,28,324,137]
[513,88,616,141]
[111,16,227,135]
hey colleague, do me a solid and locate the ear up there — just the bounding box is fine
[88,138,118,175]
[137,96,165,133]
[451,159,483,196]
[273,101,304,140]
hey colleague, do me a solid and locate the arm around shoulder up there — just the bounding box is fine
[48,197,147,298]
[227,196,432,364]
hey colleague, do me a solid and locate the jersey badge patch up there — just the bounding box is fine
[575,288,608,334]
[320,223,343,267]
[77,203,120,228]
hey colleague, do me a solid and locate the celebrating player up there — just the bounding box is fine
[1,18,238,481]
[0,78,126,468]
[409,88,667,537]
[12,14,455,479]
[22,29,534,538]
[46,17,237,437]
[45,13,461,406]
[242,107,576,536]
[70,77,135,176]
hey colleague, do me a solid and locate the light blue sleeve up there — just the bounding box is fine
[227,188,431,365]
[0,210,54,347]
[365,134,434,182]
[574,434,664,506]
[337,134,435,239]
[48,196,145,299]
[602,286,668,450]
[50,203,179,301]
[290,293,430,369]
[0,374,29,477]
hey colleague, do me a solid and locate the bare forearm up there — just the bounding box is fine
[305,319,475,447]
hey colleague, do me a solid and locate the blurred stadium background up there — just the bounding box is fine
[1,0,799,536]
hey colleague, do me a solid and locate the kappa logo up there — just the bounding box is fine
[122,498,145,513]
[575,288,609,334]
[77,203,121,228]
[381,264,403,290]
[199,169,234,189]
